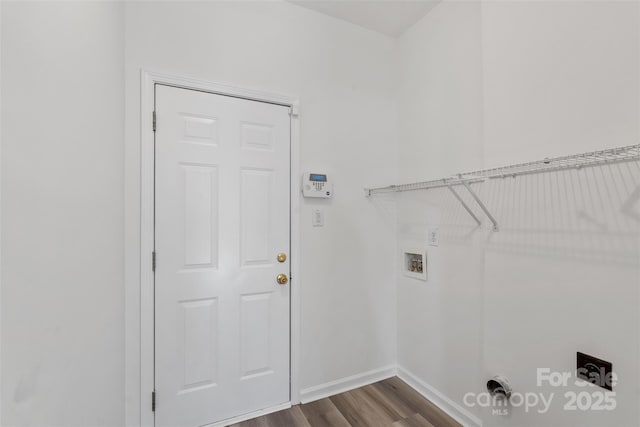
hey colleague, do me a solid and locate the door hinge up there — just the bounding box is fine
[151,391,156,412]
[152,111,157,132]
[152,251,156,272]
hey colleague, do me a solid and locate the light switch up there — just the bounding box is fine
[428,227,439,246]
[312,208,324,227]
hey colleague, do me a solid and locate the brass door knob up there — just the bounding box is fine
[277,253,287,263]
[277,274,289,285]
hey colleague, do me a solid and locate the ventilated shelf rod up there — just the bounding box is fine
[462,144,640,181]
[364,143,640,232]
[366,144,640,196]
[364,177,485,197]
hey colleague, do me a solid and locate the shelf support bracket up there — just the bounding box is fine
[462,181,499,231]
[447,184,482,227]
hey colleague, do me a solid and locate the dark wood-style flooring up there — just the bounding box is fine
[230,377,461,427]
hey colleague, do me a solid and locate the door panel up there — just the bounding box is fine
[182,164,218,268]
[155,85,291,427]
[241,169,273,265]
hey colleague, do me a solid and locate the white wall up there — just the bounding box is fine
[123,0,398,421]
[394,1,484,423]
[2,1,638,426]
[483,0,639,166]
[0,1,398,425]
[1,2,125,426]
[395,1,640,426]
[481,2,639,426]
[0,1,3,421]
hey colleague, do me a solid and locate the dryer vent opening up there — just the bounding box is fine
[486,376,512,399]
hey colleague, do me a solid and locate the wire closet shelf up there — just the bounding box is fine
[364,144,640,231]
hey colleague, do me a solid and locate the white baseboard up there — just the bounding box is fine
[299,365,397,404]
[397,366,482,427]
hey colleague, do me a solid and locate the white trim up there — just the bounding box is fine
[204,402,291,427]
[125,69,301,427]
[143,70,297,108]
[299,365,397,404]
[289,104,302,404]
[397,366,482,427]
[0,2,3,422]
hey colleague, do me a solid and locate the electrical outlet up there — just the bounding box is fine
[577,352,613,391]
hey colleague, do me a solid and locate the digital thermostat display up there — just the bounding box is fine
[309,174,327,182]
[303,171,332,198]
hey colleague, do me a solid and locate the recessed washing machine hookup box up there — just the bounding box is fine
[403,249,427,281]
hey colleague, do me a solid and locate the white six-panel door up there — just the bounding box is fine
[154,85,291,427]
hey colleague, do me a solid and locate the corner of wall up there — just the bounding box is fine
[0,1,3,423]
[397,366,482,427]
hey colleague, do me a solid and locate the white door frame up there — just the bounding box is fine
[126,70,301,427]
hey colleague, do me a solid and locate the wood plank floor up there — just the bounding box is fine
[230,377,461,427]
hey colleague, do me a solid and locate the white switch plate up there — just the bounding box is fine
[312,208,324,227]
[428,227,439,246]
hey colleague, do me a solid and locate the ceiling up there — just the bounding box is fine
[288,0,441,37]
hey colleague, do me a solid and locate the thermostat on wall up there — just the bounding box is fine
[303,172,333,198]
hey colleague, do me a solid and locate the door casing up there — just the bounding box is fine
[125,70,301,427]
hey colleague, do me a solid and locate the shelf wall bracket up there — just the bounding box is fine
[462,181,499,231]
[446,184,482,227]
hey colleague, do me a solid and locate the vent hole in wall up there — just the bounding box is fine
[486,376,512,399]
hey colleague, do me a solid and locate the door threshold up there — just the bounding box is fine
[202,402,292,427]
